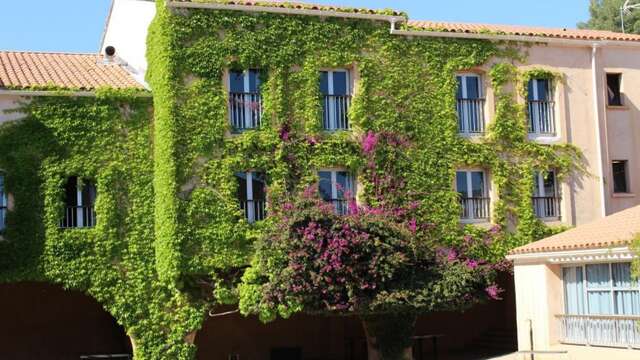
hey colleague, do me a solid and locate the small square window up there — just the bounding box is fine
[606,73,623,106]
[612,160,629,193]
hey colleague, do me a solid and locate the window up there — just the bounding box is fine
[532,170,561,219]
[561,263,640,347]
[318,170,355,215]
[456,74,485,134]
[612,160,629,193]
[0,174,7,232]
[320,70,351,130]
[527,78,556,135]
[236,172,266,223]
[456,170,490,221]
[229,69,262,132]
[563,263,640,316]
[606,73,623,106]
[60,177,96,229]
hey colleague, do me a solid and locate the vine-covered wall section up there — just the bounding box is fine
[0,1,584,359]
[147,2,581,289]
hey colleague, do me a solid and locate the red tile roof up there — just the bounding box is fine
[168,0,404,16]
[407,21,640,43]
[510,205,640,255]
[0,51,144,91]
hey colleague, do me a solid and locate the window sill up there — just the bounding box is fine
[612,192,635,198]
[528,134,560,143]
[460,218,491,225]
[459,132,485,138]
[606,105,628,111]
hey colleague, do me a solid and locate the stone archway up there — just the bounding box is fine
[0,282,132,359]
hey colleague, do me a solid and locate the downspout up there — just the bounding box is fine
[591,44,608,218]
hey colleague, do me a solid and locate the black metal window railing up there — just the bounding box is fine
[239,199,266,224]
[229,92,263,132]
[60,206,96,229]
[528,100,556,136]
[459,197,490,220]
[457,98,485,134]
[532,196,561,219]
[322,95,351,130]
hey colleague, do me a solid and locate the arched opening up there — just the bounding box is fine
[195,273,516,360]
[0,282,132,359]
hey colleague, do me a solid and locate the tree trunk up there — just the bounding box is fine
[361,313,416,360]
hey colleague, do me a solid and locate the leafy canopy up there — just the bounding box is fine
[578,0,640,34]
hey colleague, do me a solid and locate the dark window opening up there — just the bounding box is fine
[270,347,302,360]
[607,73,623,106]
[612,160,629,194]
[60,177,97,228]
[235,172,267,223]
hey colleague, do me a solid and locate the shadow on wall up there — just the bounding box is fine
[0,282,132,360]
[196,273,516,360]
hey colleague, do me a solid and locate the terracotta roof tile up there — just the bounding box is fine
[407,20,640,43]
[0,51,144,91]
[510,205,640,255]
[168,0,404,16]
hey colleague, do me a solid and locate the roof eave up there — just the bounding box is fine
[0,88,152,97]
[166,1,407,23]
[391,28,640,48]
[507,245,635,265]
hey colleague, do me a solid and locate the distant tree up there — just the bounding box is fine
[578,0,640,34]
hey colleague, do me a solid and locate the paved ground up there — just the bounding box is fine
[446,350,518,360]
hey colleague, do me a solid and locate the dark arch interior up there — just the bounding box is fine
[0,282,132,360]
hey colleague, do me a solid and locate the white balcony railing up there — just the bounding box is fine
[459,197,490,221]
[229,92,263,132]
[322,95,351,130]
[533,196,561,219]
[528,100,556,136]
[557,314,640,348]
[457,98,485,134]
[60,206,96,229]
[239,199,266,224]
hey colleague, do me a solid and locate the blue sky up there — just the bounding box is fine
[1,0,591,53]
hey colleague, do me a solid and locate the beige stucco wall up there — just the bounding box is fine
[0,95,24,124]
[504,43,640,226]
[513,263,563,351]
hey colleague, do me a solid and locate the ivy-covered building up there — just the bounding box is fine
[2,0,640,359]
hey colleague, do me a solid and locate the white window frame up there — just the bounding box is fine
[318,169,356,214]
[562,262,640,316]
[533,170,557,198]
[322,70,351,131]
[456,73,484,135]
[228,69,262,131]
[237,171,266,224]
[68,177,95,229]
[528,78,558,139]
[456,169,490,223]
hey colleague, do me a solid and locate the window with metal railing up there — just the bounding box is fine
[318,170,355,215]
[456,74,485,135]
[320,70,351,131]
[560,263,640,348]
[532,170,561,220]
[527,78,556,136]
[456,170,490,221]
[229,69,263,132]
[0,174,7,232]
[60,176,96,229]
[236,171,267,224]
